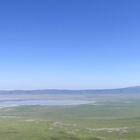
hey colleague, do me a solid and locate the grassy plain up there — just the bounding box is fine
[0,94,140,140]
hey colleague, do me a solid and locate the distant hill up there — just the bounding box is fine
[0,86,140,94]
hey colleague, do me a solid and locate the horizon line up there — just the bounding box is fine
[0,86,139,91]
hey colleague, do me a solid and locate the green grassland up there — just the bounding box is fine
[0,95,140,140]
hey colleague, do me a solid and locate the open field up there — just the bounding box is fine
[0,93,140,140]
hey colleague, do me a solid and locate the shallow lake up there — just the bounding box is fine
[0,99,90,105]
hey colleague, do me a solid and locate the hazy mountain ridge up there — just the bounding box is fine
[0,86,140,94]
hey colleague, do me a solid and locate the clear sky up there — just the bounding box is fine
[0,0,140,90]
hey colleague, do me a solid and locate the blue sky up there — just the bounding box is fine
[0,0,140,89]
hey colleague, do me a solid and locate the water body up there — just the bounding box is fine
[0,99,90,106]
